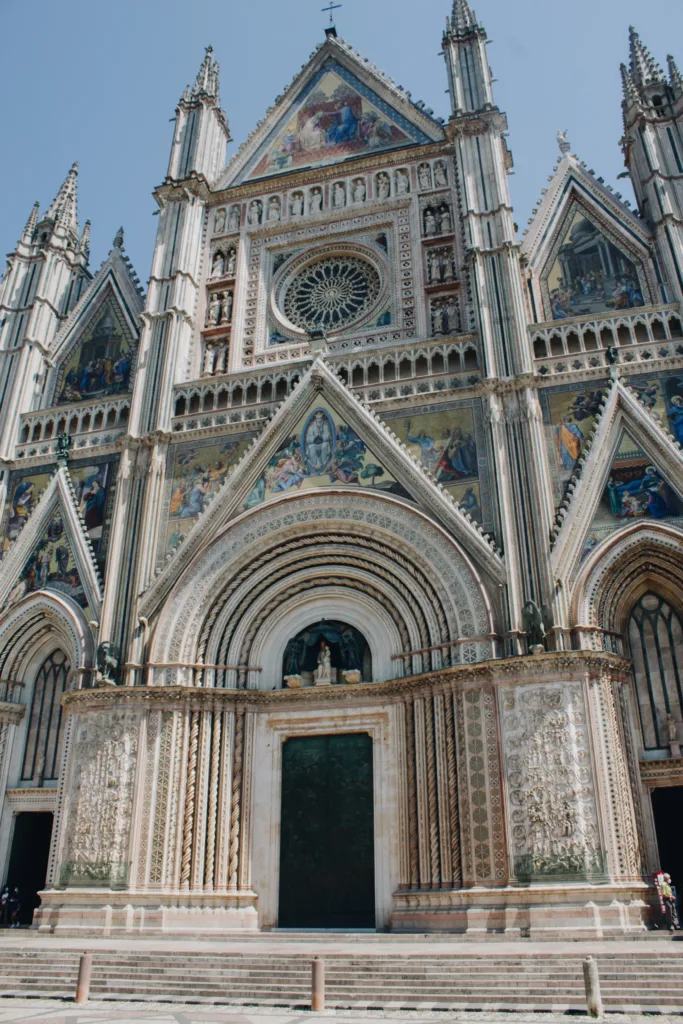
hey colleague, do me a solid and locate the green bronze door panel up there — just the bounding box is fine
[278,733,375,928]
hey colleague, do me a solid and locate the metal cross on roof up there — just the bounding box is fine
[321,2,342,27]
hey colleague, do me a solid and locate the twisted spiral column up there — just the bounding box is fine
[445,690,461,887]
[405,698,419,889]
[424,693,440,886]
[204,709,222,890]
[180,710,199,890]
[228,710,245,891]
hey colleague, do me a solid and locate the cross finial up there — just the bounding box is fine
[321,2,342,28]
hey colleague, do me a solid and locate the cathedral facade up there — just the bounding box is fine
[0,2,682,937]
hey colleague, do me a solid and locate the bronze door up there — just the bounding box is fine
[278,733,375,928]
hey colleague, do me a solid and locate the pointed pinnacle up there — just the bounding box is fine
[629,26,665,88]
[20,201,40,244]
[113,226,124,250]
[620,62,639,106]
[191,44,220,101]
[46,162,79,236]
[79,219,91,255]
[450,0,478,35]
[668,54,683,94]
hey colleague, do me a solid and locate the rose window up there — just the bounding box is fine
[282,256,381,332]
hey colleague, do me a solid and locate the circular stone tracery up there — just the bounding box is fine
[282,255,381,332]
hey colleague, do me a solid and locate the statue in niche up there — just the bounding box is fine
[290,192,304,216]
[333,182,346,208]
[376,173,390,199]
[214,208,226,234]
[424,207,437,235]
[96,641,120,686]
[352,179,366,203]
[418,163,432,190]
[211,251,225,278]
[313,641,334,685]
[221,292,233,323]
[226,249,236,276]
[439,205,452,233]
[228,206,241,232]
[522,600,551,651]
[248,200,262,225]
[309,187,323,214]
[434,161,448,187]
[395,169,410,195]
[267,197,281,222]
[668,714,678,743]
[206,292,221,326]
[428,249,441,283]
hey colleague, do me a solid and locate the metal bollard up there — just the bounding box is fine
[75,951,92,1004]
[311,956,325,1012]
[583,956,603,1019]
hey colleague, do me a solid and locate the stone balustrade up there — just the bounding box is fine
[531,303,683,376]
[172,336,481,433]
[15,397,131,460]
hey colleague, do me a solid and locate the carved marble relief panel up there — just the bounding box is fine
[59,708,140,887]
[500,681,604,881]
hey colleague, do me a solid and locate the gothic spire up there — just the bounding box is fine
[19,201,40,245]
[628,26,666,88]
[184,45,220,103]
[112,226,125,250]
[620,62,639,107]
[449,0,479,35]
[45,162,79,235]
[78,219,91,257]
[668,54,683,97]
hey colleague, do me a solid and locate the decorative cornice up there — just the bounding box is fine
[639,757,683,785]
[62,650,629,713]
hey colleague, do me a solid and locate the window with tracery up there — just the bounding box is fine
[628,594,683,749]
[21,649,70,784]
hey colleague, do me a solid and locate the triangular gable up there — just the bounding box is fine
[551,378,683,583]
[220,37,443,188]
[521,152,656,324]
[140,357,504,618]
[583,429,683,556]
[0,466,102,618]
[45,247,143,407]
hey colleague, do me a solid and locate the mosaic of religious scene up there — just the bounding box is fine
[546,388,604,491]
[244,66,419,181]
[56,302,133,404]
[547,212,645,320]
[0,459,117,579]
[628,374,683,443]
[4,517,88,612]
[245,404,409,509]
[383,407,482,521]
[583,431,683,559]
[160,435,253,559]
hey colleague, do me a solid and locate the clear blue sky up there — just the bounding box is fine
[1,0,681,282]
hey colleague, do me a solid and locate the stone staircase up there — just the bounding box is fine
[1,947,683,1011]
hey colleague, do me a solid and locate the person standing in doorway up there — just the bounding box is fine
[0,886,8,926]
[7,885,21,928]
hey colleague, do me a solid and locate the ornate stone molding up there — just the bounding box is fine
[63,651,629,713]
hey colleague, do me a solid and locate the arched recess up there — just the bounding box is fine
[572,522,683,652]
[149,490,496,688]
[0,590,95,690]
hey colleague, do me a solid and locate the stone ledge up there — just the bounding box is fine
[61,650,631,713]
